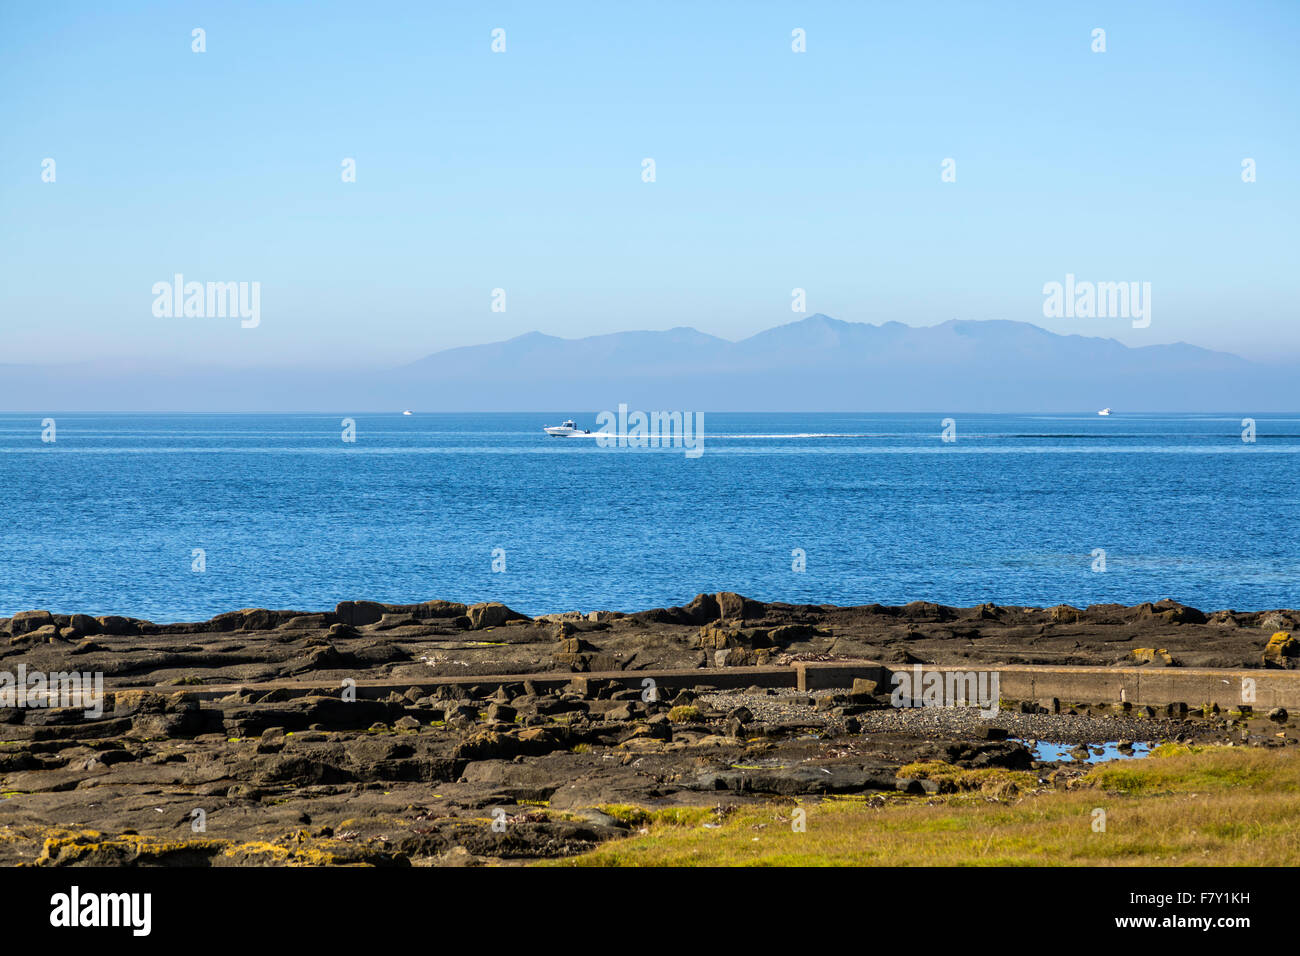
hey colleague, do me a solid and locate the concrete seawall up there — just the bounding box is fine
[141,660,1300,710]
[795,662,1300,710]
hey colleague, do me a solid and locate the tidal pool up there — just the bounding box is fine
[1016,740,1153,763]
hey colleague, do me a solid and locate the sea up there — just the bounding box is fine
[1,412,1297,622]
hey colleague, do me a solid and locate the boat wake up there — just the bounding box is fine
[706,432,883,439]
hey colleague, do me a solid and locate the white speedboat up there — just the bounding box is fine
[543,419,590,437]
[402,410,413,416]
[1098,408,1112,416]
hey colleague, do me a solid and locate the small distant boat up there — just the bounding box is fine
[543,419,590,437]
[1098,408,1112,416]
[402,410,413,416]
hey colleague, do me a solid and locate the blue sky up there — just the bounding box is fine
[2,1,1297,368]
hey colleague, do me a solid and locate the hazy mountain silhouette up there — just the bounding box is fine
[0,316,1283,411]
[387,315,1265,412]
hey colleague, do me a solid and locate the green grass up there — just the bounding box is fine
[897,760,1037,792]
[594,804,718,828]
[549,746,1300,866]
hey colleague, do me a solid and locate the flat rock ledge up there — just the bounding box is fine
[1,594,1296,866]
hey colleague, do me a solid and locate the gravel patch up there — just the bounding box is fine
[854,707,1179,745]
[700,688,1186,745]
[697,689,822,725]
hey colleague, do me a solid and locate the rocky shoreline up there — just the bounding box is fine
[1,594,1296,866]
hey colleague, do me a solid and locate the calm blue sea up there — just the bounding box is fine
[2,413,1298,621]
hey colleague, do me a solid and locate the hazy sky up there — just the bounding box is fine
[2,1,1297,368]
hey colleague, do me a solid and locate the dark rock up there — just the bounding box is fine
[335,600,387,627]
[690,765,895,795]
[467,602,527,629]
[1263,632,1298,669]
[850,677,882,698]
[682,592,722,623]
[715,592,765,620]
[10,610,55,635]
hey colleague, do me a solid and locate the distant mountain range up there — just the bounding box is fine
[0,316,1288,411]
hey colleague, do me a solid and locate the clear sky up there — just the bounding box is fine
[2,1,1297,368]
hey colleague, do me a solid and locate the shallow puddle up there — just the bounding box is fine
[1016,739,1152,763]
